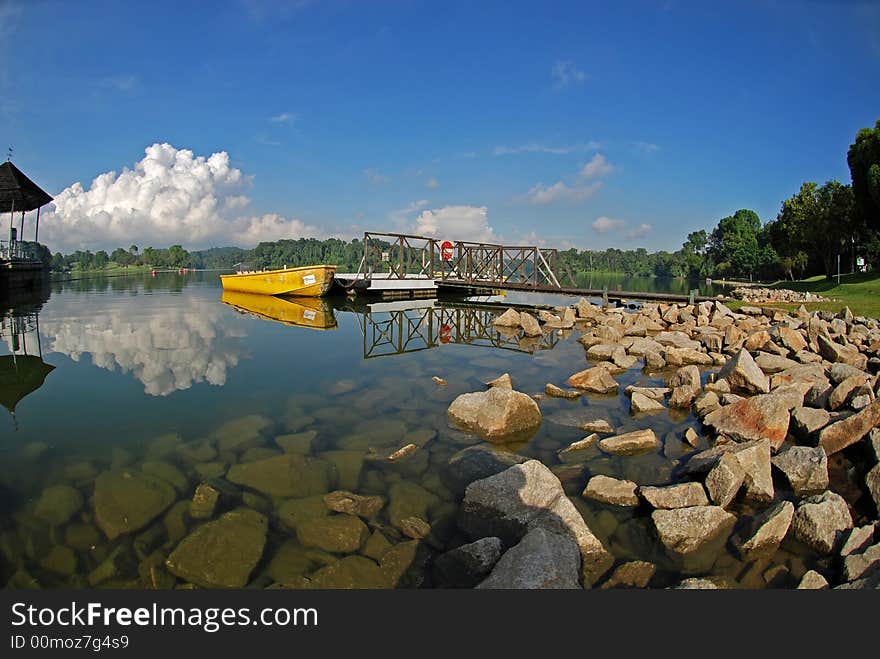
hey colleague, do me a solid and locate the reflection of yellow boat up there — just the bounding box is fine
[221,291,337,330]
[220,265,337,296]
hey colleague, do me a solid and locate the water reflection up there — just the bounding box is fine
[0,304,54,428]
[221,291,337,331]
[39,294,247,396]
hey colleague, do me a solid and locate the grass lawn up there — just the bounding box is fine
[727,272,880,319]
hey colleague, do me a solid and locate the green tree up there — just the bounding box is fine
[847,118,880,229]
[707,209,762,279]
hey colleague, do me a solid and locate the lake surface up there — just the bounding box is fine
[0,272,826,588]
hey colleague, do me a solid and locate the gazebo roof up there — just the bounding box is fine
[0,354,54,416]
[0,161,54,213]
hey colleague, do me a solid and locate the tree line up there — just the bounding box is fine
[47,119,879,283]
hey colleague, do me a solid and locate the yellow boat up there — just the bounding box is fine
[220,264,337,296]
[221,290,337,330]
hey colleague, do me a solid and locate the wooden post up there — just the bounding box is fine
[35,207,40,243]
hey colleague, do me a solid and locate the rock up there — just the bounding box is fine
[319,450,365,492]
[792,491,853,554]
[493,308,522,327]
[94,470,177,540]
[692,391,721,418]
[639,483,708,509]
[684,427,700,447]
[579,419,615,434]
[771,446,828,497]
[778,326,808,353]
[486,373,513,390]
[40,545,78,577]
[587,343,627,363]
[190,483,220,520]
[520,312,543,337]
[398,516,432,540]
[625,385,670,400]
[667,365,701,408]
[388,480,440,529]
[309,555,388,589]
[275,430,317,455]
[652,506,736,567]
[582,475,639,506]
[210,414,272,453]
[631,392,665,414]
[627,337,665,356]
[655,331,701,350]
[226,454,331,498]
[705,453,745,507]
[445,445,528,492]
[599,561,656,589]
[797,570,829,589]
[818,398,880,455]
[674,578,721,589]
[165,508,267,588]
[447,388,542,442]
[557,434,598,462]
[718,348,769,394]
[598,429,659,456]
[840,525,877,557]
[64,523,100,551]
[34,485,83,526]
[866,464,880,514]
[818,335,867,370]
[828,374,871,410]
[644,351,666,371]
[433,537,503,587]
[683,439,773,503]
[703,394,790,450]
[731,501,794,559]
[476,527,581,589]
[566,367,619,394]
[790,407,831,442]
[323,491,384,518]
[459,461,612,584]
[664,347,714,367]
[755,353,799,374]
[431,376,448,386]
[361,530,393,561]
[843,543,880,582]
[141,461,189,493]
[276,495,329,532]
[296,514,369,553]
[545,383,581,399]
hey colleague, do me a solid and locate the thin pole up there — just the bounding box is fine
[35,207,40,243]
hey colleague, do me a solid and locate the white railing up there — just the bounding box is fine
[0,240,42,262]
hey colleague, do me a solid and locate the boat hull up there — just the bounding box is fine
[220,265,337,296]
[221,291,337,330]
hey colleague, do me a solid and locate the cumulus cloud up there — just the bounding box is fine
[551,60,586,88]
[525,181,603,205]
[625,223,653,240]
[580,153,614,179]
[38,143,324,252]
[412,205,498,243]
[363,168,390,184]
[41,294,246,397]
[388,200,429,228]
[592,216,626,233]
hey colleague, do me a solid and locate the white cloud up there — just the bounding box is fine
[525,180,603,205]
[592,216,626,234]
[39,142,325,252]
[425,177,439,189]
[625,223,653,240]
[41,294,246,397]
[551,60,586,88]
[493,142,600,156]
[389,199,429,228]
[99,74,137,93]
[270,112,295,123]
[363,168,390,184]
[411,205,497,243]
[580,153,614,179]
[632,141,660,155]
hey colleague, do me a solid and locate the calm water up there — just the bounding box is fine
[0,273,826,588]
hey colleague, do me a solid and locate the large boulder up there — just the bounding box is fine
[771,446,828,497]
[165,508,267,588]
[447,388,542,442]
[566,367,619,394]
[791,491,853,554]
[818,398,880,456]
[94,470,177,540]
[476,527,581,589]
[703,394,790,450]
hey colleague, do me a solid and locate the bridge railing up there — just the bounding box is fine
[358,231,560,289]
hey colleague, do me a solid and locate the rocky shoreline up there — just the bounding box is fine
[7,298,879,590]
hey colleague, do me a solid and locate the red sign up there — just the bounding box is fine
[440,240,454,261]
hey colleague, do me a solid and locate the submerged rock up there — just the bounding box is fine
[447,388,542,442]
[94,470,177,540]
[445,445,528,492]
[210,414,273,452]
[323,491,384,518]
[296,514,370,553]
[545,383,582,399]
[34,485,83,526]
[433,537,503,588]
[226,454,331,498]
[600,561,656,589]
[190,483,220,520]
[165,508,268,588]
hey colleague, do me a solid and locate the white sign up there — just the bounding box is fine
[303,274,317,285]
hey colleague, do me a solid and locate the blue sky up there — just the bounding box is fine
[2,0,879,253]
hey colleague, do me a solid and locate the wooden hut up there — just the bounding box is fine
[0,160,54,258]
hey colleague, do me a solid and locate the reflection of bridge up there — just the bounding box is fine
[334,231,717,304]
[342,299,562,359]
